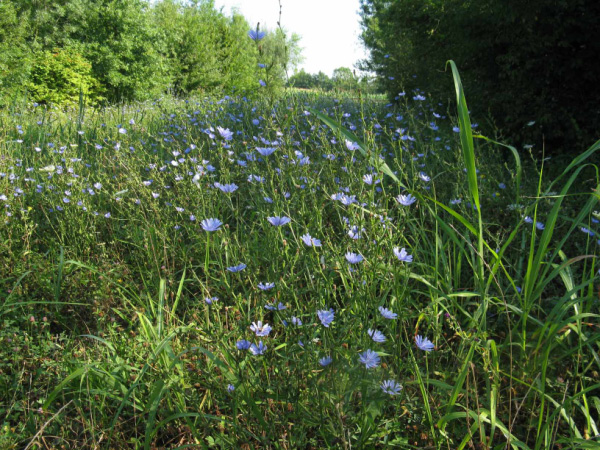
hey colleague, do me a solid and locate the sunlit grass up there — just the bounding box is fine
[0,72,599,449]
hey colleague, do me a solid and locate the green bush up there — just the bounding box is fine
[0,0,32,104]
[359,0,600,152]
[2,0,303,105]
[27,48,104,106]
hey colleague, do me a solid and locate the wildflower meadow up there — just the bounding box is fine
[1,56,600,449]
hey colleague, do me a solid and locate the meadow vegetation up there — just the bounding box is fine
[359,0,600,150]
[1,63,599,448]
[0,0,302,105]
[1,0,600,448]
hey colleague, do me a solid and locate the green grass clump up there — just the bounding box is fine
[0,67,599,449]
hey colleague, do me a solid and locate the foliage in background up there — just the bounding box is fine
[0,1,32,97]
[0,0,302,105]
[359,0,600,152]
[153,0,256,96]
[26,48,104,106]
[1,79,598,449]
[288,67,382,95]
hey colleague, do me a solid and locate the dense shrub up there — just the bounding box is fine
[359,0,600,152]
[0,1,32,103]
[2,0,301,104]
[27,48,104,106]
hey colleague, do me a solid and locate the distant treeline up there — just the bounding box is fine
[0,0,301,106]
[287,67,381,94]
[359,0,600,150]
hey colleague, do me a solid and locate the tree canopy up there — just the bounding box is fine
[0,0,302,105]
[359,0,600,150]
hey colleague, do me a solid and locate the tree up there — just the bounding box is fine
[359,0,600,151]
[314,72,333,91]
[0,0,304,105]
[332,67,358,91]
[82,0,167,101]
[0,1,32,102]
[288,69,316,89]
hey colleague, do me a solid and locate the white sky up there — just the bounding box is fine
[213,0,369,77]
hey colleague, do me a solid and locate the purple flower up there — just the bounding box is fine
[256,147,276,156]
[248,174,265,183]
[363,174,380,185]
[236,340,251,350]
[415,335,435,352]
[345,140,360,151]
[259,80,266,87]
[348,225,364,240]
[248,29,266,41]
[227,263,247,273]
[267,216,291,227]
[265,302,286,311]
[394,247,413,263]
[396,193,416,206]
[358,349,380,369]
[217,126,233,141]
[317,309,334,327]
[340,194,357,206]
[227,384,235,392]
[250,321,272,336]
[201,218,222,232]
[250,341,267,355]
[345,252,363,264]
[302,233,322,247]
[381,379,402,395]
[216,182,238,193]
[379,306,397,319]
[258,282,275,291]
[205,296,218,305]
[368,328,386,343]
[319,356,333,367]
[291,316,302,326]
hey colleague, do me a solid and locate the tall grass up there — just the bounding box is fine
[0,66,599,449]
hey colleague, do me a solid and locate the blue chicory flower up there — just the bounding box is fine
[319,356,333,367]
[393,247,413,263]
[379,306,397,319]
[381,379,403,395]
[268,216,291,226]
[227,263,247,273]
[250,321,272,336]
[248,29,266,41]
[415,335,435,352]
[317,309,334,327]
[201,218,222,232]
[359,349,380,369]
[250,341,267,355]
[368,328,386,343]
[345,252,364,264]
